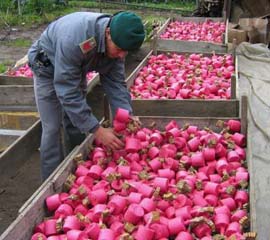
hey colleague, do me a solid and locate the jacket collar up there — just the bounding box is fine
[95,14,111,53]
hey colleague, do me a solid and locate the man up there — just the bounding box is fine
[28,11,145,181]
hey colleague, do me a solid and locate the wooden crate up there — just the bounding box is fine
[0,71,99,111]
[126,50,239,118]
[0,97,255,240]
[154,17,228,54]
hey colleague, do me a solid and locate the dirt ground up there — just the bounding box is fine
[0,22,151,235]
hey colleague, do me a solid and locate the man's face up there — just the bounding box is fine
[105,28,128,59]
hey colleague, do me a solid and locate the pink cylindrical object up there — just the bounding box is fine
[149,158,162,172]
[234,190,249,208]
[231,209,247,222]
[153,177,169,192]
[187,137,200,151]
[191,152,205,167]
[220,197,236,211]
[204,181,220,195]
[124,204,144,224]
[55,204,73,218]
[88,165,103,179]
[128,192,142,204]
[138,183,154,198]
[89,189,107,205]
[215,213,230,234]
[98,228,115,240]
[113,119,126,131]
[115,108,129,123]
[85,223,100,240]
[232,133,246,147]
[140,198,156,213]
[110,221,124,236]
[62,216,81,232]
[192,223,211,238]
[46,194,61,212]
[226,222,241,237]
[44,219,58,236]
[203,147,216,162]
[158,169,175,179]
[66,230,87,240]
[108,195,127,214]
[168,217,185,235]
[204,194,218,206]
[31,233,47,240]
[148,146,160,159]
[117,165,131,179]
[227,150,240,162]
[75,165,89,177]
[150,223,169,239]
[125,137,142,153]
[175,231,193,240]
[136,225,155,240]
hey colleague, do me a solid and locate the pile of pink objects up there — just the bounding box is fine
[6,64,97,83]
[6,64,33,78]
[130,53,234,100]
[160,20,226,43]
[31,108,249,240]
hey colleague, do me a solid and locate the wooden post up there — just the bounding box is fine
[152,27,158,56]
[99,0,102,13]
[240,95,248,136]
[17,0,21,16]
[231,75,237,100]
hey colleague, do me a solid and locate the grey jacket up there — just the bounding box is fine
[28,12,132,133]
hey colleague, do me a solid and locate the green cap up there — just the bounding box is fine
[110,12,145,51]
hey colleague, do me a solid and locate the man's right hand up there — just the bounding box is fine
[94,126,124,150]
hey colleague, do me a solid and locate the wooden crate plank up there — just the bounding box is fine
[139,116,239,132]
[132,99,239,117]
[157,39,228,53]
[0,86,35,106]
[126,50,153,89]
[172,16,224,23]
[0,120,41,177]
[0,75,33,85]
[0,112,38,130]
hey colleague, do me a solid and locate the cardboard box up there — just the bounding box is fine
[239,18,268,43]
[228,28,248,44]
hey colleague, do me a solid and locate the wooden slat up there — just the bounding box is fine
[0,112,38,130]
[126,50,153,89]
[0,120,41,177]
[132,99,239,118]
[0,75,33,85]
[139,116,239,132]
[172,17,224,23]
[156,18,170,37]
[157,39,228,54]
[0,86,35,106]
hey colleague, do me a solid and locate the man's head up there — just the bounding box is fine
[105,11,145,59]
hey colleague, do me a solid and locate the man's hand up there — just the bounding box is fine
[94,126,124,150]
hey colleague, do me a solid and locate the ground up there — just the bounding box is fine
[0,22,151,235]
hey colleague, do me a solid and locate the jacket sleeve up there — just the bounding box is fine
[100,58,133,118]
[53,38,99,133]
